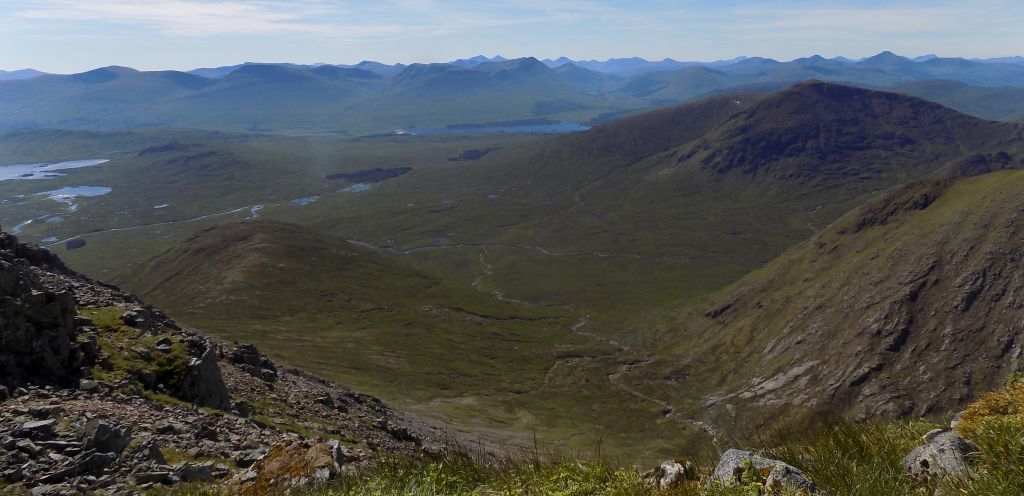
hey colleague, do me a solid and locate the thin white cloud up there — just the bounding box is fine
[8,0,593,40]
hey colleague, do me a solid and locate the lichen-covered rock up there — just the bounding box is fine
[902,429,975,480]
[713,449,818,493]
[231,440,365,495]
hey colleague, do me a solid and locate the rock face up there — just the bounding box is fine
[902,429,975,480]
[713,449,818,493]
[0,233,82,388]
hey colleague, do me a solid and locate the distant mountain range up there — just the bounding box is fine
[9,52,1023,80]
[4,52,1024,132]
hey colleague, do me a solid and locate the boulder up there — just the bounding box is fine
[713,449,818,493]
[79,419,132,454]
[231,440,362,495]
[120,308,155,332]
[39,451,117,483]
[175,461,215,482]
[177,345,230,410]
[902,429,975,480]
[15,419,57,440]
[648,459,698,490]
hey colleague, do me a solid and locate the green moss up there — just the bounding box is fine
[80,306,193,399]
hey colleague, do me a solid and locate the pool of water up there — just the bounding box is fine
[397,122,589,136]
[35,186,112,211]
[339,183,375,193]
[0,159,110,181]
[289,196,320,206]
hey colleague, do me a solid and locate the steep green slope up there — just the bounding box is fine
[638,170,1024,437]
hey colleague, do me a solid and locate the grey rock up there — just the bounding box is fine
[134,471,173,485]
[2,466,24,482]
[0,385,9,401]
[175,461,215,482]
[77,379,99,393]
[16,419,57,439]
[15,438,42,456]
[79,419,132,454]
[154,421,180,435]
[226,343,278,382]
[120,308,154,332]
[131,346,152,361]
[128,438,166,465]
[329,440,362,465]
[235,449,265,468]
[40,451,117,483]
[38,440,83,452]
[902,429,975,480]
[195,422,219,441]
[30,484,77,496]
[649,459,697,490]
[29,405,63,418]
[177,345,230,410]
[232,400,253,417]
[713,449,818,492]
[950,411,966,430]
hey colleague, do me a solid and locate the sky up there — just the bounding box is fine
[2,0,1024,73]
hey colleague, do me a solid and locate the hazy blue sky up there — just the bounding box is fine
[4,0,1023,73]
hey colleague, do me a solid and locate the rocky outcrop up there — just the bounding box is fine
[0,233,83,389]
[0,230,443,493]
[902,429,975,481]
[225,343,278,382]
[712,449,818,493]
[178,342,231,410]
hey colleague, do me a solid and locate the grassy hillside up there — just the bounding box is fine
[628,170,1024,440]
[5,83,1024,464]
[285,82,1023,326]
[121,220,717,464]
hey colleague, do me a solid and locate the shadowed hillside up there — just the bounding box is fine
[639,170,1024,437]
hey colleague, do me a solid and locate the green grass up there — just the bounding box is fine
[81,306,192,393]
[155,391,1024,495]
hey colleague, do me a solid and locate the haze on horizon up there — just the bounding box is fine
[2,0,1024,73]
